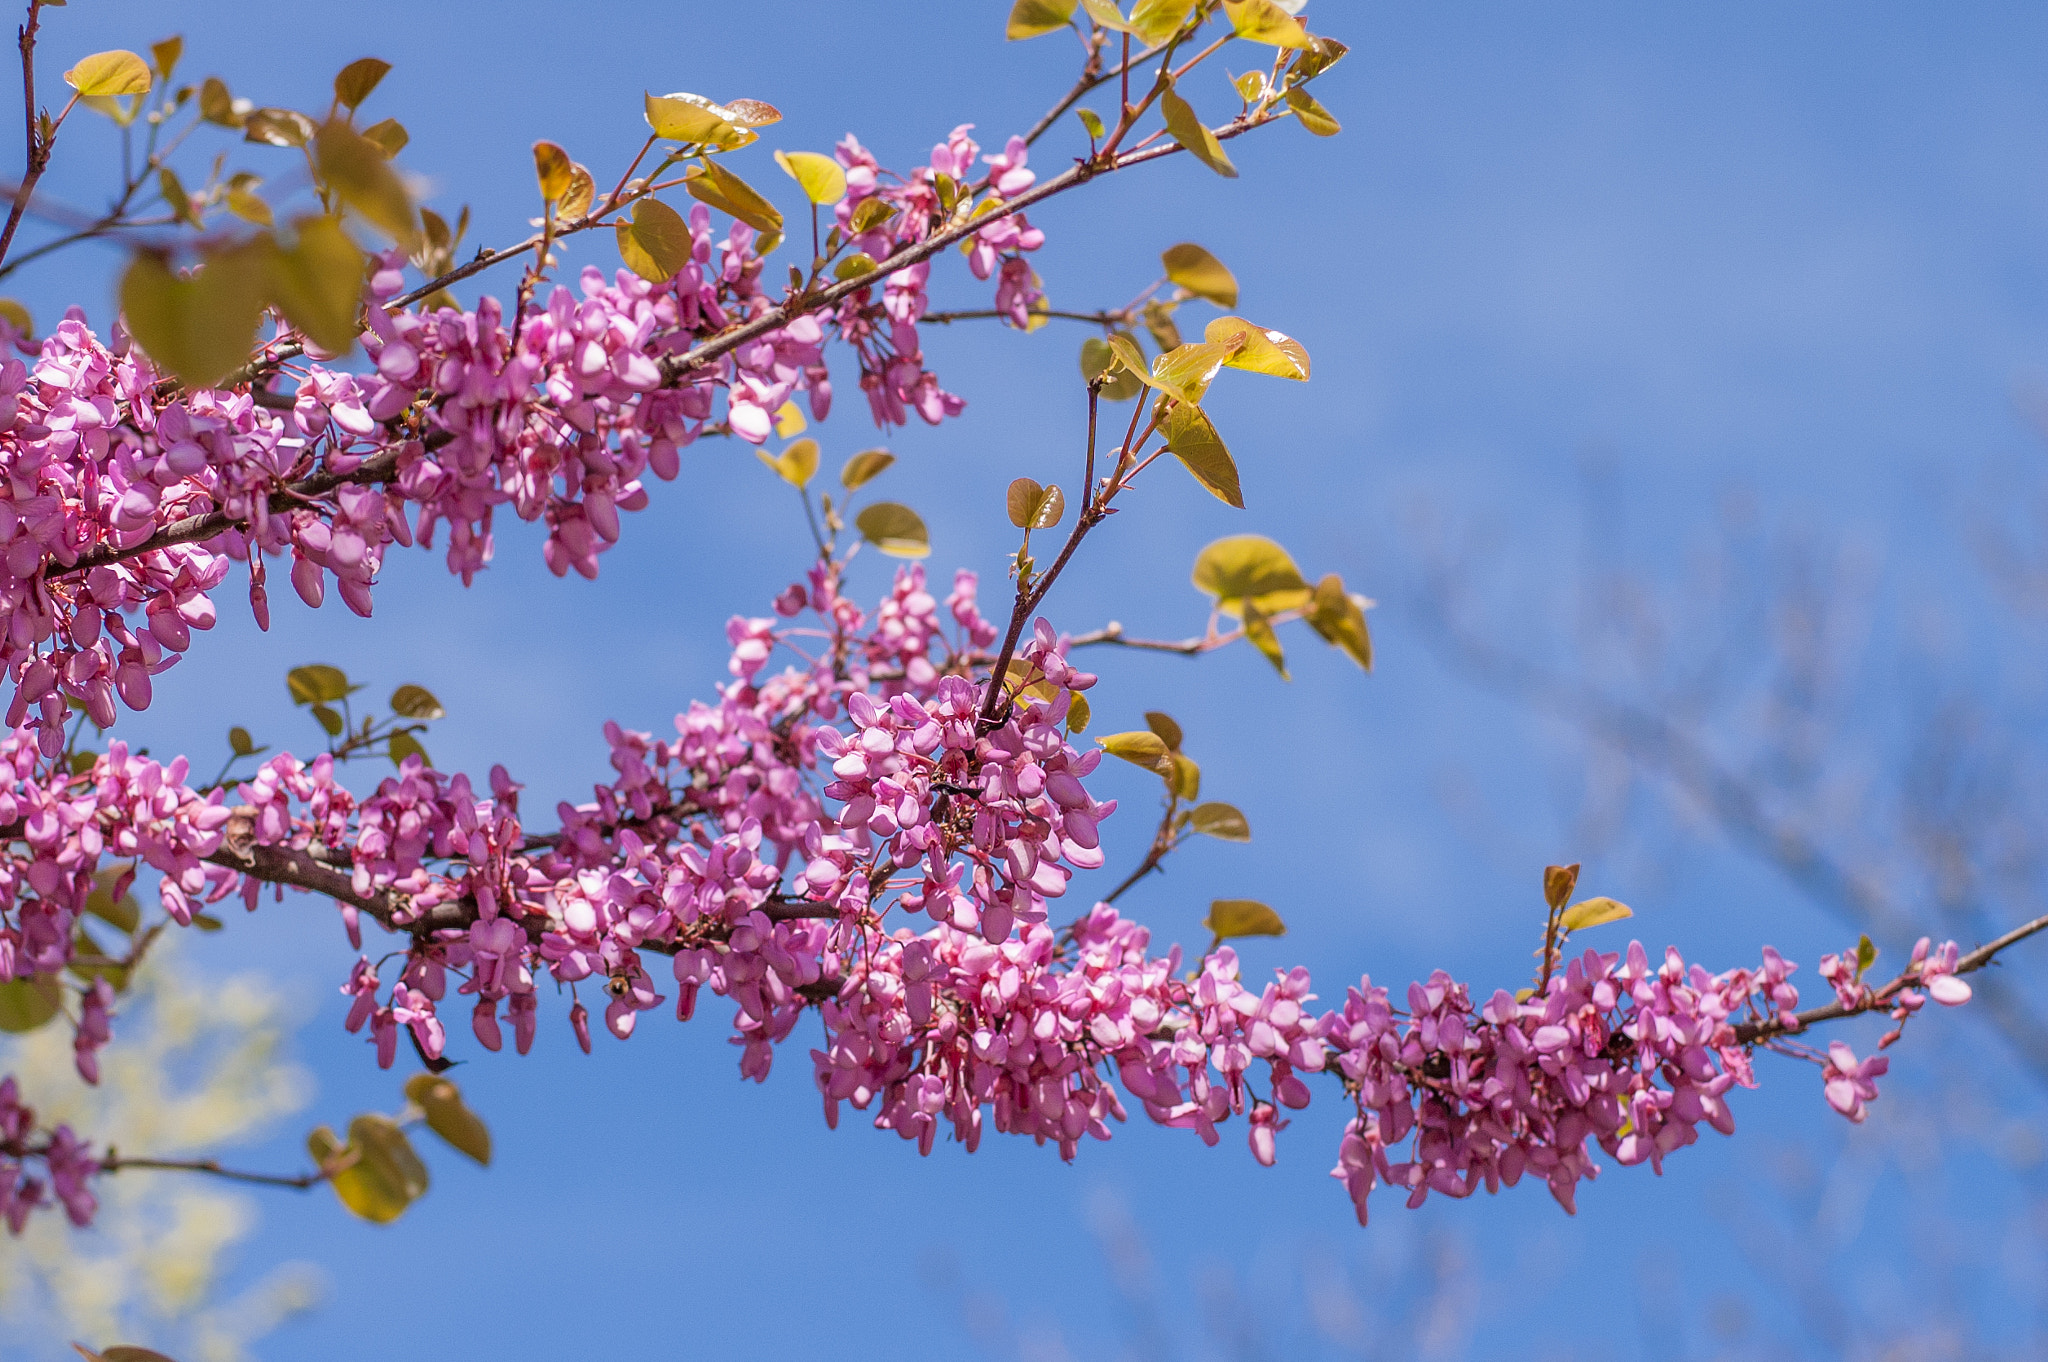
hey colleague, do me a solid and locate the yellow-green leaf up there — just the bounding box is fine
[0,975,60,1032]
[404,1073,492,1166]
[1162,242,1238,307]
[1080,0,1133,31]
[228,725,259,756]
[86,870,140,933]
[1142,298,1183,352]
[615,196,692,282]
[1081,334,1143,401]
[389,684,444,720]
[198,76,242,127]
[1170,750,1201,801]
[286,664,354,705]
[1143,710,1183,750]
[1192,534,1308,611]
[1151,335,1246,405]
[225,180,272,226]
[244,107,314,147]
[757,437,819,489]
[848,196,898,236]
[64,50,151,98]
[1559,897,1633,932]
[1160,83,1236,178]
[120,245,268,389]
[840,448,894,490]
[1065,690,1091,734]
[557,162,595,220]
[532,140,573,203]
[1306,573,1372,670]
[157,167,198,227]
[1007,0,1078,39]
[1205,315,1309,379]
[643,91,754,150]
[855,502,930,558]
[1223,0,1313,48]
[774,149,847,206]
[333,57,391,109]
[314,119,417,247]
[686,158,783,236]
[266,215,366,355]
[1205,898,1286,940]
[1189,801,1251,841]
[387,729,427,768]
[1233,70,1269,102]
[1289,35,1350,83]
[1159,400,1243,508]
[1285,86,1340,136]
[1130,0,1196,45]
[1098,730,1175,777]
[360,117,409,159]
[774,401,806,437]
[1006,478,1064,530]
[0,298,32,338]
[1242,600,1288,678]
[315,1116,427,1223]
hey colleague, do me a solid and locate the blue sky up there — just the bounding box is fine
[8,1,2048,1357]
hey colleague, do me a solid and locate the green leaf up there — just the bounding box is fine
[686,158,783,236]
[389,684,445,720]
[1223,0,1313,48]
[1233,70,1269,102]
[1242,600,1288,679]
[1285,86,1341,136]
[228,725,258,756]
[64,50,151,98]
[286,664,354,705]
[388,729,428,768]
[773,149,847,205]
[1161,242,1238,307]
[311,704,345,738]
[0,298,33,339]
[99,1349,181,1362]
[1080,0,1133,31]
[1159,401,1243,508]
[0,975,61,1032]
[1142,298,1182,352]
[1129,0,1196,45]
[643,91,755,150]
[266,215,367,355]
[1306,573,1372,670]
[1076,106,1107,138]
[1081,334,1143,402]
[1006,0,1078,39]
[615,196,692,282]
[314,119,417,247]
[1559,897,1633,932]
[404,1073,492,1166]
[1189,801,1251,841]
[243,107,314,148]
[1205,898,1286,940]
[1150,336,1245,405]
[316,1115,428,1223]
[1065,690,1091,734]
[532,140,573,203]
[1170,751,1201,801]
[1097,730,1175,777]
[1288,35,1350,84]
[839,448,894,490]
[757,436,819,489]
[832,252,880,281]
[1160,82,1236,178]
[855,502,930,558]
[1143,710,1183,750]
[1006,478,1064,530]
[1192,535,1308,611]
[1205,315,1309,379]
[157,167,198,227]
[1856,933,1879,975]
[225,176,272,227]
[847,197,898,236]
[556,162,594,219]
[119,243,269,388]
[190,912,223,932]
[360,117,408,159]
[333,57,391,109]
[86,870,141,933]
[198,76,243,128]
[67,750,97,776]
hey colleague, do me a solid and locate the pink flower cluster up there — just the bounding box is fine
[0,126,1047,755]
[0,1077,97,1233]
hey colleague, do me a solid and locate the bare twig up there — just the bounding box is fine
[97,1153,322,1190]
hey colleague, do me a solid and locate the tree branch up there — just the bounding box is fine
[97,1152,322,1190]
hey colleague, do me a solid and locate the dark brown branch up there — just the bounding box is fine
[922,307,1122,327]
[0,0,47,269]
[98,1152,321,1190]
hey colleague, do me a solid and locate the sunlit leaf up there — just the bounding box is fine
[532,140,573,203]
[1192,535,1309,614]
[286,664,354,705]
[389,684,444,720]
[1161,242,1238,307]
[833,252,880,281]
[1233,70,1268,102]
[643,91,754,150]
[1006,478,1065,530]
[0,298,32,338]
[1170,750,1201,801]
[855,502,930,558]
[1856,933,1879,975]
[1076,106,1107,137]
[198,76,243,128]
[774,149,847,205]
[387,729,427,768]
[0,975,60,1032]
[314,119,417,246]
[1006,0,1078,39]
[311,704,345,738]
[1080,0,1133,32]
[1242,600,1288,678]
[315,1116,427,1224]
[774,401,806,438]
[404,1073,492,1166]
[150,36,183,81]
[1141,298,1183,352]
[1129,0,1196,45]
[1560,896,1632,932]
[557,162,594,219]
[757,437,819,490]
[119,244,268,389]
[721,98,783,129]
[1143,711,1183,750]
[1159,401,1243,508]
[1189,801,1251,841]
[1204,315,1309,380]
[1160,82,1235,177]
[1151,335,1246,404]
[1306,573,1372,670]
[1097,730,1175,777]
[1543,864,1581,911]
[615,196,692,282]
[225,179,272,226]
[64,50,151,98]
[360,117,408,158]
[1288,34,1349,84]
[848,197,898,236]
[1205,898,1286,940]
[242,107,314,148]
[333,57,391,109]
[686,158,783,236]
[1065,690,1091,734]
[157,167,198,227]
[1223,0,1313,48]
[840,448,894,490]
[266,215,366,354]
[1285,86,1340,136]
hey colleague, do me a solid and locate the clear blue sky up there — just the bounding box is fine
[8,2,2048,1357]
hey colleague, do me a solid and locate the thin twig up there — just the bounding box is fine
[98,1153,322,1190]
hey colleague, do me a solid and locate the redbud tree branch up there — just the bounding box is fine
[96,1151,322,1190]
[0,0,49,269]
